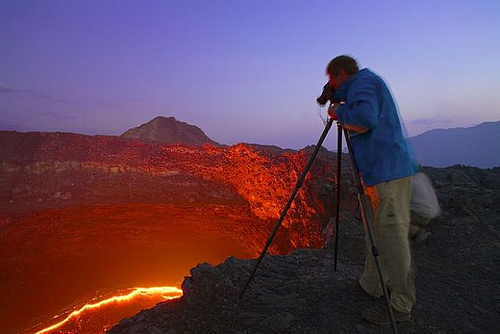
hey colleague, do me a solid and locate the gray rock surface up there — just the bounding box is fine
[109,166,500,334]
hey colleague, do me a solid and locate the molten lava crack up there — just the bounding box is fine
[34,286,182,334]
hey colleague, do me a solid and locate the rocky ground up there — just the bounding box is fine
[110,166,500,333]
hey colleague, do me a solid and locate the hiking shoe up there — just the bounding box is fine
[362,304,411,325]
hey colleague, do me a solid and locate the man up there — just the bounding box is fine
[325,55,419,324]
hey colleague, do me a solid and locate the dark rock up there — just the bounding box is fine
[110,166,500,333]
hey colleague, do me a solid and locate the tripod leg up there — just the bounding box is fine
[343,129,399,334]
[239,119,334,300]
[333,122,342,271]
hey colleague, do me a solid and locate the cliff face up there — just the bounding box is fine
[0,130,341,251]
[4,129,500,333]
[1,129,348,333]
[109,166,500,334]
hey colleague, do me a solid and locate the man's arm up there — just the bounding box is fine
[328,105,370,133]
[343,124,370,133]
[334,78,380,132]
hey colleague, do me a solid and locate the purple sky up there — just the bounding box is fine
[1,0,499,150]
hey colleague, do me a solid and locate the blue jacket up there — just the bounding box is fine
[335,68,418,186]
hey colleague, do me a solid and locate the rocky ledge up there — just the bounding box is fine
[109,165,500,334]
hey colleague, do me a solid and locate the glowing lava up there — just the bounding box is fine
[33,286,183,334]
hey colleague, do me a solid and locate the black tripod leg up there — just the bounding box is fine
[239,118,334,300]
[333,122,342,271]
[343,130,399,334]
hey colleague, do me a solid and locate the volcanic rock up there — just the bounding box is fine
[0,129,348,332]
[0,130,352,253]
[120,116,220,146]
[5,126,498,333]
[109,166,500,333]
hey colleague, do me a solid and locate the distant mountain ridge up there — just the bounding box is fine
[410,121,500,168]
[120,116,220,146]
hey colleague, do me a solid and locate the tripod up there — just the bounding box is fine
[239,117,399,333]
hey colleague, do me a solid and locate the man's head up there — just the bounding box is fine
[327,55,359,88]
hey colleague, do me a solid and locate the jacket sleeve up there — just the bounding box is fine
[336,77,379,130]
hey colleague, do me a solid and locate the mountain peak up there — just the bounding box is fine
[151,116,176,122]
[120,116,220,147]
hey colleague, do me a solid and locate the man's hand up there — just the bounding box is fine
[328,104,340,120]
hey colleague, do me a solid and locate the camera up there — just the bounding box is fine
[316,82,338,106]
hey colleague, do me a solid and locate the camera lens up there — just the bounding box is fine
[316,82,334,106]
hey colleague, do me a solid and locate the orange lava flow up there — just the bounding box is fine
[34,286,183,334]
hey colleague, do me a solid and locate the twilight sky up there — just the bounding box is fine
[1,0,499,150]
